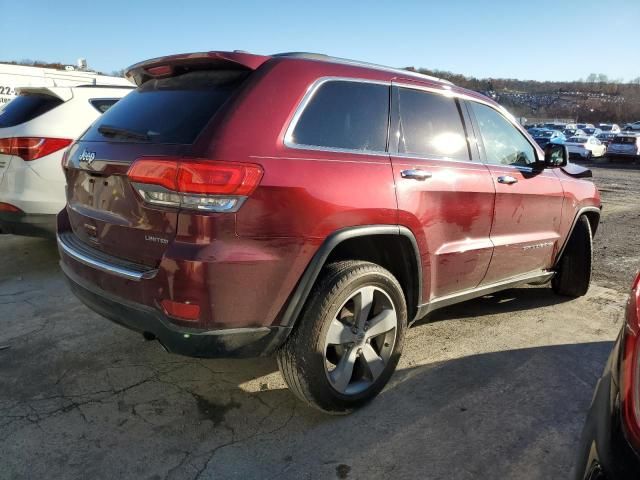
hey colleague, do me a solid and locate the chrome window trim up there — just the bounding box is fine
[389,152,479,167]
[57,233,158,281]
[284,76,514,160]
[283,77,391,156]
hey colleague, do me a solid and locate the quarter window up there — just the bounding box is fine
[288,80,389,152]
[89,99,120,113]
[396,87,469,161]
[469,102,537,166]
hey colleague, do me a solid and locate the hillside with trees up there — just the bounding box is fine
[407,67,640,123]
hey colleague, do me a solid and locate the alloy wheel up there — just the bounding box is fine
[323,285,397,395]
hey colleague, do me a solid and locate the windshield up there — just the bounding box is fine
[599,125,612,131]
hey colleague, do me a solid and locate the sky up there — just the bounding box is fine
[2,0,639,82]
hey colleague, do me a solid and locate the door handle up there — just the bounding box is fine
[401,169,433,180]
[497,175,518,185]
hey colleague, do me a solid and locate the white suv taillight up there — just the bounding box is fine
[127,157,263,213]
[0,137,72,161]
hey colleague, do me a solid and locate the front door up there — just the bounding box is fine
[465,100,564,285]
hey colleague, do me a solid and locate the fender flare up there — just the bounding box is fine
[554,206,601,268]
[279,225,422,328]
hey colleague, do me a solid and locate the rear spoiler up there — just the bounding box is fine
[125,51,271,86]
[14,86,73,102]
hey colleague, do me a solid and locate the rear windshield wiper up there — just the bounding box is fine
[98,124,150,141]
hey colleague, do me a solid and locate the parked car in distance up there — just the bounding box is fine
[623,121,640,131]
[606,135,640,160]
[564,128,587,138]
[599,123,620,133]
[574,271,640,479]
[583,127,603,137]
[527,127,548,136]
[533,129,566,148]
[543,122,566,131]
[0,85,133,236]
[56,50,601,413]
[596,132,617,147]
[578,123,596,130]
[565,136,607,159]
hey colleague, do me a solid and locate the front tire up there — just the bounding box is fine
[552,216,593,297]
[277,261,407,414]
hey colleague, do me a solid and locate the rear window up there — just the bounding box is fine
[82,69,250,144]
[288,80,389,152]
[0,94,63,128]
[613,136,637,144]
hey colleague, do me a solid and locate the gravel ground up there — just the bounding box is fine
[0,165,637,480]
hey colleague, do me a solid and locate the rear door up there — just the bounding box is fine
[390,82,496,300]
[465,100,564,284]
[64,68,252,267]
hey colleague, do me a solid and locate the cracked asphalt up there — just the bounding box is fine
[1,164,639,480]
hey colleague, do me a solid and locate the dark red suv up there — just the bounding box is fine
[57,51,601,413]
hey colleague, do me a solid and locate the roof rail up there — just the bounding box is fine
[272,52,454,86]
[74,84,135,89]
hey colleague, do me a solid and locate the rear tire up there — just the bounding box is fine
[552,216,593,297]
[277,261,407,414]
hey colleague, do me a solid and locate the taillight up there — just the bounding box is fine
[127,158,263,213]
[0,202,23,213]
[0,137,72,161]
[621,271,640,453]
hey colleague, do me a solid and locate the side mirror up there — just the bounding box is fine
[543,143,568,168]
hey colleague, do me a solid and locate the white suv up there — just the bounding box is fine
[0,85,132,236]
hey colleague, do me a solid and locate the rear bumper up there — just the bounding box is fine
[606,152,639,159]
[0,212,57,237]
[60,260,291,358]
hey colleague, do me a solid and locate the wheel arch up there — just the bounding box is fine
[554,206,601,267]
[279,225,423,329]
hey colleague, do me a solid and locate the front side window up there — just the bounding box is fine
[469,102,537,166]
[288,80,389,152]
[395,87,469,161]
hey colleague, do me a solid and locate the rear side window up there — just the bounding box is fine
[89,99,120,113]
[288,80,389,152]
[82,69,250,144]
[0,94,63,128]
[395,87,469,161]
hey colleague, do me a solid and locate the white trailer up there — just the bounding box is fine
[0,63,133,108]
